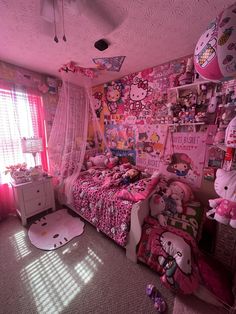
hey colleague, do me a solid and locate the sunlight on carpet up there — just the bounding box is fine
[10,230,31,261]
[20,247,103,314]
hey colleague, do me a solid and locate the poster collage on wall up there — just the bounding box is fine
[91,55,226,189]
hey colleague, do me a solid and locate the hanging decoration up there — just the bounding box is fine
[59,61,98,79]
[194,3,236,81]
[93,56,126,72]
[48,82,89,204]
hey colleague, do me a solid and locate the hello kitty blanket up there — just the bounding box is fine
[72,167,159,247]
[137,216,200,294]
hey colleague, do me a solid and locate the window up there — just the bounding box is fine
[0,84,47,183]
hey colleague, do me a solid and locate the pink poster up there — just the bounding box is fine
[135,124,168,170]
[160,132,208,188]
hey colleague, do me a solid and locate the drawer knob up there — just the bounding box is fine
[38,202,41,206]
[37,190,40,193]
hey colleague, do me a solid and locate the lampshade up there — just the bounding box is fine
[21,137,43,154]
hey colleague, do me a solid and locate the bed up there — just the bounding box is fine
[65,164,159,247]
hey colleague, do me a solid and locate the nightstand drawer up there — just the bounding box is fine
[22,183,44,201]
[24,197,46,215]
[11,177,55,226]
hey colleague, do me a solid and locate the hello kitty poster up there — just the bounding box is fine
[159,132,208,188]
[135,124,168,170]
[124,76,153,117]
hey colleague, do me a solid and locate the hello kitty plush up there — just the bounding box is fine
[208,168,236,228]
[149,193,168,227]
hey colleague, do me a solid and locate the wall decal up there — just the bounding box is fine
[104,81,124,114]
[125,76,153,117]
[92,91,103,118]
[93,56,126,72]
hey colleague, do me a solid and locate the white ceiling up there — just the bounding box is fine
[0,0,235,86]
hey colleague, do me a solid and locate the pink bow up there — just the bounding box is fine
[138,80,148,90]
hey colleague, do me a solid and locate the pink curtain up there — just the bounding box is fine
[27,90,48,172]
[0,183,14,220]
[0,82,47,219]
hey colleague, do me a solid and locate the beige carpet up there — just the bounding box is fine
[0,212,229,314]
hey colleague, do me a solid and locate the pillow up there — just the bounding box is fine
[116,175,160,202]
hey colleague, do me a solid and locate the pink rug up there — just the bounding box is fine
[28,208,85,250]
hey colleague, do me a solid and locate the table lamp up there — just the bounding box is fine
[21,137,43,167]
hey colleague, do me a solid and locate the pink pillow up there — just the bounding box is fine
[116,176,160,202]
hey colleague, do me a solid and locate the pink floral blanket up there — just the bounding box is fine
[137,216,200,294]
[72,168,135,247]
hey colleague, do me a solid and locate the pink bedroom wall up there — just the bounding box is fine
[92,55,222,206]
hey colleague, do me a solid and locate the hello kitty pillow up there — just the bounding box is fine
[116,173,161,202]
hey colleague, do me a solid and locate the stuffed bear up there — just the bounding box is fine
[208,168,236,228]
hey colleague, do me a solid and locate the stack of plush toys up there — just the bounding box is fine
[207,116,236,229]
[207,168,236,228]
[149,174,193,227]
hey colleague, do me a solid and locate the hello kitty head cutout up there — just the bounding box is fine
[214,168,236,202]
[28,209,85,250]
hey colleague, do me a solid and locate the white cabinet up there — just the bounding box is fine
[11,177,55,226]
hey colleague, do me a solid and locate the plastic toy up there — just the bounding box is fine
[208,168,236,228]
[194,3,236,80]
[146,284,167,312]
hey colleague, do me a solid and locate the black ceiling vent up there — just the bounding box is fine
[94,39,109,51]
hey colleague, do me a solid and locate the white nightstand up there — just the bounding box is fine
[11,177,55,226]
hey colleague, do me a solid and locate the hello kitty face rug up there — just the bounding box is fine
[28,209,85,250]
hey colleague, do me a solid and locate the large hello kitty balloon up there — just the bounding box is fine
[194,3,236,80]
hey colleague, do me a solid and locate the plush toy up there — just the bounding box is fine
[86,154,108,169]
[166,181,193,213]
[105,152,119,169]
[149,180,193,226]
[208,168,236,228]
[149,193,169,227]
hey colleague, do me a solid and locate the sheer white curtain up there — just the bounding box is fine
[48,82,89,204]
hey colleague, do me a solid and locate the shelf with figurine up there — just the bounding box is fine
[169,79,217,96]
[165,57,236,127]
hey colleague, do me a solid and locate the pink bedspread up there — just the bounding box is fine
[72,169,135,247]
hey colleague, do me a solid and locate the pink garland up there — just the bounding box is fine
[59,61,98,79]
